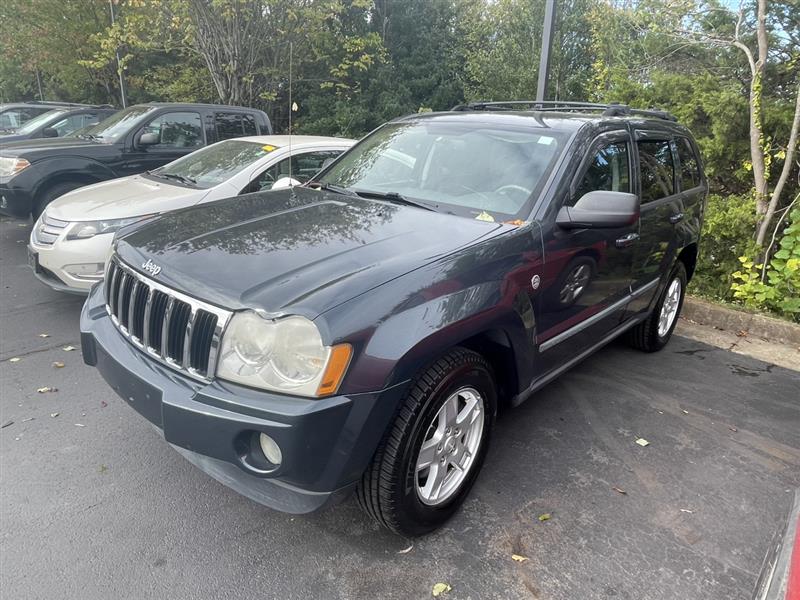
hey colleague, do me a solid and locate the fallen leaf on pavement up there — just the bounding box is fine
[53,361,65,368]
[432,583,452,597]
[37,387,57,393]
[612,486,627,495]
[62,345,76,352]
[538,513,551,522]
[728,426,738,432]
[635,438,650,447]
[98,465,108,474]
[511,554,529,563]
[9,357,20,363]
[38,333,50,338]
[1,420,13,429]
[736,330,748,337]
[50,412,59,418]
[100,400,108,408]
[397,544,413,554]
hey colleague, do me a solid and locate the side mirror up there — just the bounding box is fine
[270,176,301,190]
[42,127,58,138]
[139,132,159,146]
[556,191,639,229]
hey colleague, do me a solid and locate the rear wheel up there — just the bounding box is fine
[356,347,496,536]
[32,182,84,220]
[627,261,687,352]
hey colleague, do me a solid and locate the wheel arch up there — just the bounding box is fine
[677,242,698,282]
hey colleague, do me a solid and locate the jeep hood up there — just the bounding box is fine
[115,187,509,317]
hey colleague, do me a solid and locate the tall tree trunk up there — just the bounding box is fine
[750,0,769,215]
[755,85,800,246]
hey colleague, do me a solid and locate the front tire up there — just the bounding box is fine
[356,347,496,536]
[627,261,687,352]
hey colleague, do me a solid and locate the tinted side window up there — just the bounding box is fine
[242,114,257,136]
[676,138,700,191]
[143,112,203,148]
[573,141,630,203]
[215,112,257,140]
[637,140,674,202]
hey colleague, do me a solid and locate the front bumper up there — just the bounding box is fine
[80,284,408,513]
[28,232,111,294]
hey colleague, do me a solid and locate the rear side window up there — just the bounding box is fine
[637,140,675,202]
[676,138,700,190]
[573,141,630,203]
[143,111,203,148]
[215,112,258,140]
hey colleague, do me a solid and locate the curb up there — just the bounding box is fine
[682,296,800,347]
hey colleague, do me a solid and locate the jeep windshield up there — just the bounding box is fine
[317,120,568,221]
[76,105,156,142]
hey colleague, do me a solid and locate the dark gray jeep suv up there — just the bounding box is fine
[81,101,707,536]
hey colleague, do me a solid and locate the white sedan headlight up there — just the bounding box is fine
[217,311,351,397]
[66,216,152,240]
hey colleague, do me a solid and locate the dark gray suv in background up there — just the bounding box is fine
[81,101,707,536]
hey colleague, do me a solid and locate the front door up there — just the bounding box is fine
[535,132,638,371]
[119,111,205,176]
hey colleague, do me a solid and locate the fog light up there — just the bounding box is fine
[259,433,282,466]
[64,263,105,280]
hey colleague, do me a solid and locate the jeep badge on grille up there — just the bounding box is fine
[141,259,162,276]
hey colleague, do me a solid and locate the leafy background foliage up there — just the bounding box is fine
[1,0,798,320]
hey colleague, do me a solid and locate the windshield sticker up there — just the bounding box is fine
[537,137,555,145]
[475,211,495,222]
[262,144,277,152]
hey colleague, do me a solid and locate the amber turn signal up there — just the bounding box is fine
[317,343,353,396]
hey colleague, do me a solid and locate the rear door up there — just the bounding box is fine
[627,132,682,314]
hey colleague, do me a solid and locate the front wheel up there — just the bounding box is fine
[627,261,687,352]
[356,347,496,536]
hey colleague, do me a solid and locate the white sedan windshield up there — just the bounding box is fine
[151,140,279,189]
[319,120,566,220]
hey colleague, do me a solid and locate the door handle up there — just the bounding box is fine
[615,232,640,248]
[669,212,684,224]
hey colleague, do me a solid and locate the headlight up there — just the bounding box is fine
[0,156,31,177]
[217,311,352,397]
[66,216,152,240]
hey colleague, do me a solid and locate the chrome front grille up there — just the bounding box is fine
[32,214,69,246]
[104,256,231,381]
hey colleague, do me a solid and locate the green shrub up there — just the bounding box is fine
[731,207,800,322]
[690,194,759,301]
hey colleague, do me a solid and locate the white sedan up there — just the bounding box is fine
[28,135,354,294]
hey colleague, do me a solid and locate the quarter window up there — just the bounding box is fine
[676,138,700,191]
[637,140,675,202]
[143,112,203,149]
[573,141,630,204]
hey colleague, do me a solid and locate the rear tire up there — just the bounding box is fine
[627,261,687,352]
[32,182,84,221]
[356,347,496,536]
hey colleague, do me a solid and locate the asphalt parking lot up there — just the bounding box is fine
[1,216,799,600]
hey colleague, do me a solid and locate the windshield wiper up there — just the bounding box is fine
[149,171,196,186]
[314,182,360,198]
[352,188,437,212]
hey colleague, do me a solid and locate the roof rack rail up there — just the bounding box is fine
[451,100,677,122]
[23,100,115,109]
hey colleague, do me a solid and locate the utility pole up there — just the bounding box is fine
[109,0,128,107]
[536,0,557,102]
